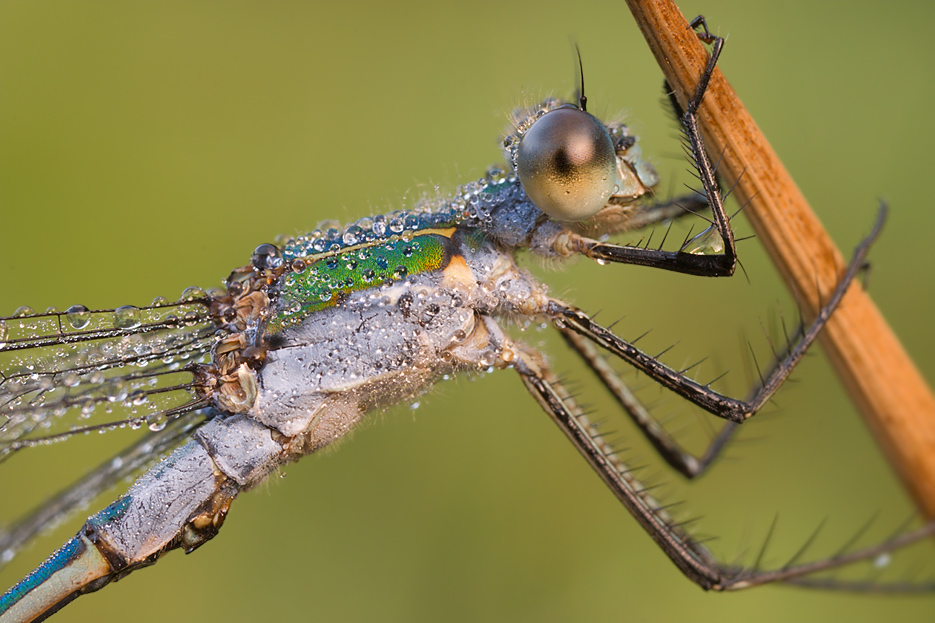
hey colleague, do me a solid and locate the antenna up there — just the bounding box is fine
[575,43,587,111]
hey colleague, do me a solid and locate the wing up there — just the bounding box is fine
[0,296,221,568]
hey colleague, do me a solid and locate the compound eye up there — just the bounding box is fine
[516,106,619,222]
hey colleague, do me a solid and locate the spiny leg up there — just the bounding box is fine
[560,281,872,478]
[551,206,886,424]
[566,20,737,277]
[511,338,935,590]
[510,343,723,588]
[560,328,737,479]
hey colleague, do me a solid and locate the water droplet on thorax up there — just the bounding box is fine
[251,243,283,270]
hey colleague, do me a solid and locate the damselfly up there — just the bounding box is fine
[1,1,935,623]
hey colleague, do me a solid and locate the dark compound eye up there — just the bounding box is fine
[516,106,620,222]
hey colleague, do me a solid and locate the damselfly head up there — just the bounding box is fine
[505,99,658,223]
[514,104,620,222]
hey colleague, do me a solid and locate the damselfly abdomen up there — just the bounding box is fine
[2,2,934,622]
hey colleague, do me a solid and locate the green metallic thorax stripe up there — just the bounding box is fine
[267,232,454,333]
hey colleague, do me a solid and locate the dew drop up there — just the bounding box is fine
[178,286,208,302]
[148,414,167,432]
[129,390,149,406]
[343,225,362,246]
[13,306,34,318]
[681,226,724,256]
[251,243,283,270]
[65,304,91,329]
[113,306,141,329]
[393,266,408,280]
[372,215,387,236]
[105,379,129,403]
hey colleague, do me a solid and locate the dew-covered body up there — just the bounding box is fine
[0,163,665,620]
[3,23,933,621]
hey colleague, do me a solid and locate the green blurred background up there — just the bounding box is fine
[2,1,934,621]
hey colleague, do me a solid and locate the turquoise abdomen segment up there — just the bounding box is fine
[267,233,453,333]
[0,499,130,616]
[0,534,112,620]
[0,537,84,615]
